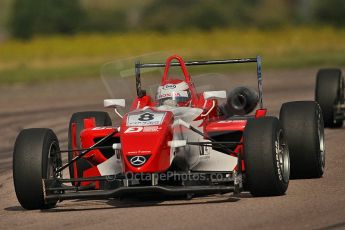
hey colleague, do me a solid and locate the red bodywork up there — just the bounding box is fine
[71,55,267,186]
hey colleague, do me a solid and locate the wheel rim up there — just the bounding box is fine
[47,141,62,179]
[317,108,325,172]
[45,141,62,205]
[276,130,290,183]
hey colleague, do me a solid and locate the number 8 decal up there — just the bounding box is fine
[138,113,154,121]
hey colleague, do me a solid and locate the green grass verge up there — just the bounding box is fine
[0,27,344,85]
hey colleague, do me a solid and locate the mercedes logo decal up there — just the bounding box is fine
[129,155,147,166]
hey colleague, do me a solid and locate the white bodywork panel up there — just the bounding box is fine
[191,147,238,171]
[97,154,123,176]
[157,105,238,172]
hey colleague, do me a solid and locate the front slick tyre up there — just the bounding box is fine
[13,128,61,210]
[244,117,290,196]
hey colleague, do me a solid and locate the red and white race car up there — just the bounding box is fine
[13,55,325,209]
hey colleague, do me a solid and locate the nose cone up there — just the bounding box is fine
[120,109,174,173]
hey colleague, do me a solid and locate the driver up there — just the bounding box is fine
[156,79,192,107]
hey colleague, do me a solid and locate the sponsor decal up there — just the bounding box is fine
[124,126,161,133]
[91,127,111,130]
[127,151,150,155]
[127,112,166,126]
[127,154,151,167]
[143,126,161,132]
[124,127,143,133]
[275,140,283,181]
[129,156,147,166]
[217,120,247,123]
[157,91,188,99]
[162,84,176,90]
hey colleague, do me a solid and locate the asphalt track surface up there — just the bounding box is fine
[0,69,344,230]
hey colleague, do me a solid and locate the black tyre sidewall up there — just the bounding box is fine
[13,128,60,210]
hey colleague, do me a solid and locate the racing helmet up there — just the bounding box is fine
[156,79,192,107]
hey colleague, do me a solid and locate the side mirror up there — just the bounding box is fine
[203,91,226,100]
[104,99,126,108]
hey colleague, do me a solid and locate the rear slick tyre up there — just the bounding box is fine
[315,68,343,128]
[280,101,325,179]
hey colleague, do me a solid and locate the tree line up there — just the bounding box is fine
[9,0,345,40]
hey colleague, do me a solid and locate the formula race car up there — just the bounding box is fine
[315,68,345,128]
[13,55,325,210]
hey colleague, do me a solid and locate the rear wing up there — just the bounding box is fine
[135,56,263,108]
